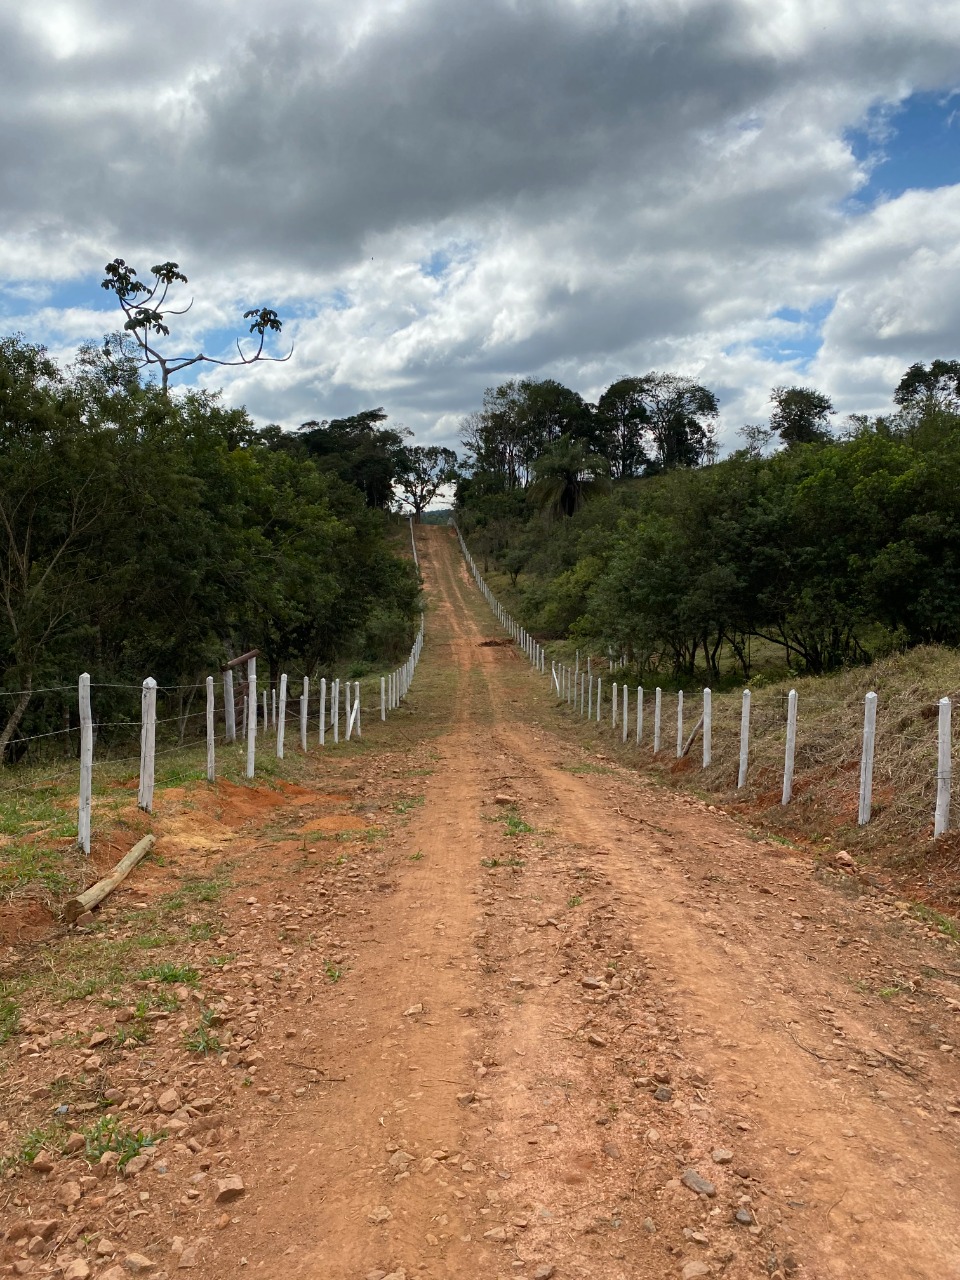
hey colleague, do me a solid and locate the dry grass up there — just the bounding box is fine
[573,645,960,914]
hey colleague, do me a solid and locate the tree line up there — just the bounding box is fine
[456,361,960,679]
[0,335,422,760]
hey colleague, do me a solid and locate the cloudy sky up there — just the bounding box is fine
[1,0,958,453]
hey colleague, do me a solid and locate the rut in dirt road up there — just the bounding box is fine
[218,526,960,1280]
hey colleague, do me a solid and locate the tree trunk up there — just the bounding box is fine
[0,674,32,764]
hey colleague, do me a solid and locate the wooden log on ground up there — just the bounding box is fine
[63,833,156,924]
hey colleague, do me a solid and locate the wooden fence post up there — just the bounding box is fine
[223,669,236,743]
[319,677,326,746]
[622,684,628,743]
[246,656,256,779]
[206,677,215,782]
[858,691,877,826]
[301,677,309,752]
[676,690,684,758]
[654,687,661,753]
[703,688,712,768]
[78,673,93,853]
[935,696,951,837]
[782,689,798,805]
[137,676,157,814]
[277,674,287,758]
[738,689,751,789]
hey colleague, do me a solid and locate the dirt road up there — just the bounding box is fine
[4,525,960,1280]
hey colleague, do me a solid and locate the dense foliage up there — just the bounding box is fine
[0,336,420,758]
[456,366,960,680]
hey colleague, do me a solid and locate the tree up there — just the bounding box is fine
[530,435,609,519]
[893,360,960,414]
[769,385,834,447]
[395,445,458,521]
[631,373,719,471]
[596,377,650,478]
[291,410,410,509]
[101,258,291,393]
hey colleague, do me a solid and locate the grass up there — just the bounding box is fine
[567,895,583,907]
[0,994,19,1044]
[184,1007,222,1055]
[409,850,424,861]
[324,962,346,983]
[82,1114,158,1168]
[135,962,199,985]
[910,903,960,941]
[481,855,526,869]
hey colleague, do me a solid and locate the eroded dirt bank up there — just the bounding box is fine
[2,526,959,1280]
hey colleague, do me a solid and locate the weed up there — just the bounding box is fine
[208,953,236,968]
[492,806,534,836]
[184,1008,222,1056]
[878,985,906,1000]
[115,1019,149,1048]
[559,762,613,776]
[135,963,199,986]
[910,903,960,941]
[0,994,19,1045]
[409,851,424,861]
[324,962,346,983]
[188,922,215,942]
[19,1123,65,1164]
[393,795,425,814]
[567,895,583,907]
[82,1115,157,1168]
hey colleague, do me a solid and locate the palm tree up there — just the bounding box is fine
[530,435,610,518]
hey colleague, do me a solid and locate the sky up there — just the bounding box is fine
[1,0,958,456]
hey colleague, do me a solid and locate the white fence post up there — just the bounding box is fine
[935,696,951,837]
[78,673,93,852]
[241,695,248,741]
[858,691,877,826]
[262,690,268,734]
[381,676,386,721]
[277,674,288,758]
[612,682,618,730]
[676,690,684,758]
[272,687,277,728]
[703,688,712,768]
[587,674,593,719]
[596,678,602,722]
[333,679,340,743]
[246,656,257,779]
[137,676,157,814]
[300,677,309,752]
[355,681,361,738]
[206,676,215,782]
[654,687,661,753]
[782,689,798,806]
[345,681,353,739]
[738,689,751,789]
[622,684,628,743]
[636,686,643,743]
[223,669,236,743]
[319,677,326,746]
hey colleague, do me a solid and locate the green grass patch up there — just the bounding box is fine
[910,903,960,941]
[135,962,199,985]
[82,1114,158,1168]
[184,1007,222,1055]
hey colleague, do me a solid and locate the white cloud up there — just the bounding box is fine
[0,0,958,453]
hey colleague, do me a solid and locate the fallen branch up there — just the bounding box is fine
[680,716,704,758]
[63,833,155,923]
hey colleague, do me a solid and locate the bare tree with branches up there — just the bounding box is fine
[101,258,292,393]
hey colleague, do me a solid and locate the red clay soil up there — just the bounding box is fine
[1,526,959,1280]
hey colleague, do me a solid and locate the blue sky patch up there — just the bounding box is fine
[847,89,960,204]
